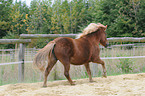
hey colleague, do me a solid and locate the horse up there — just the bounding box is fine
[33,23,109,87]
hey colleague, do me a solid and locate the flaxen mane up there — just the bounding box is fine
[77,23,107,38]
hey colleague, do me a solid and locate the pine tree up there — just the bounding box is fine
[95,0,145,37]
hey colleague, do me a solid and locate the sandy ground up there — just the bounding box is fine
[0,73,145,96]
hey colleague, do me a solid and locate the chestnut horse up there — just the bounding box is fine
[33,23,109,87]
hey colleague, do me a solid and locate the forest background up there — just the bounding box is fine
[0,0,145,48]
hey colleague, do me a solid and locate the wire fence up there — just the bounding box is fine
[0,44,145,85]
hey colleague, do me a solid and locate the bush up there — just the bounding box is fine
[117,58,134,73]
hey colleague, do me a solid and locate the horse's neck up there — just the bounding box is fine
[83,32,100,45]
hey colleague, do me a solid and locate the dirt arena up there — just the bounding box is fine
[0,73,145,96]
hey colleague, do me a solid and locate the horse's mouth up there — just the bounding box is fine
[105,43,109,48]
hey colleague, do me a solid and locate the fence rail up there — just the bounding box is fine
[101,56,145,59]
[20,34,77,39]
[0,61,23,66]
[108,37,145,43]
[1,55,145,66]
[20,34,145,43]
[0,39,31,44]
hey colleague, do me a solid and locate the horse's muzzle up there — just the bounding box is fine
[105,43,109,48]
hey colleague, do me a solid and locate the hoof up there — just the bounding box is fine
[102,75,107,78]
[70,82,76,86]
[89,80,95,83]
[102,72,107,78]
[43,85,47,88]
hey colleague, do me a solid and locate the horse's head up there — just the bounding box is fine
[78,23,109,48]
[98,25,109,48]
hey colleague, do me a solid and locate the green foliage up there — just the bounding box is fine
[8,1,29,35]
[117,59,134,73]
[0,0,13,21]
[0,21,10,38]
[0,0,12,38]
[1,0,145,48]
[96,0,145,37]
[29,39,51,48]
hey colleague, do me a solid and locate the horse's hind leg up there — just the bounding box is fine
[93,58,107,78]
[60,60,75,85]
[64,63,75,85]
[43,60,57,87]
[84,63,94,82]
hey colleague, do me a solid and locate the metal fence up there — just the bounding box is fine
[1,44,145,85]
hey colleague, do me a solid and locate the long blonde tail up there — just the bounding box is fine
[33,41,56,72]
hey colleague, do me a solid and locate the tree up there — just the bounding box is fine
[0,0,13,21]
[95,0,145,37]
[7,1,29,37]
[1,0,145,41]
[136,0,145,36]
[0,0,12,38]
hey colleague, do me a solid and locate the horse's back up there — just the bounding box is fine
[53,37,74,61]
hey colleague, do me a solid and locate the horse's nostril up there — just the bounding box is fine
[105,43,109,48]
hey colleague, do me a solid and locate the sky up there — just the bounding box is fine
[13,0,32,6]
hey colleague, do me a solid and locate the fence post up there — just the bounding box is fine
[18,43,25,82]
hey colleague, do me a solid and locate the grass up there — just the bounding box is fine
[0,46,145,86]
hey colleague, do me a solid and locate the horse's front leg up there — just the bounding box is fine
[93,58,107,78]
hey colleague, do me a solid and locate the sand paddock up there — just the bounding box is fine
[0,73,145,96]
